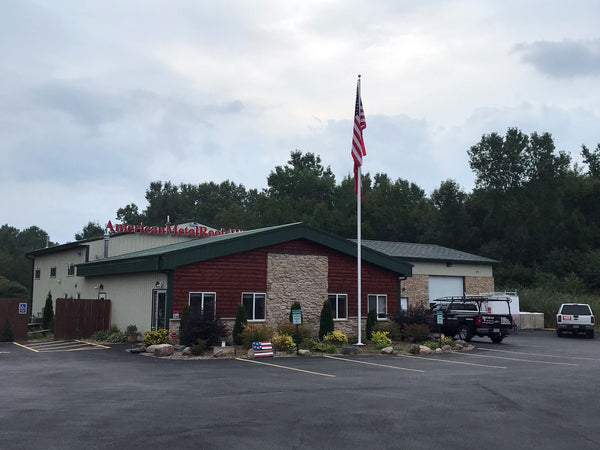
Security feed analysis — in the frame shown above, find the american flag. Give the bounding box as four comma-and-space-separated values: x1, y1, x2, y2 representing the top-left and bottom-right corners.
252, 341, 273, 357
351, 79, 366, 195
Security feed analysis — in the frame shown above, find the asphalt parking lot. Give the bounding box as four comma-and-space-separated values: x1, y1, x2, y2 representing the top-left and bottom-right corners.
2, 330, 600, 450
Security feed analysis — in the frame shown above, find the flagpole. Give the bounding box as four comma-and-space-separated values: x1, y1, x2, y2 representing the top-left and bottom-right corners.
357, 163, 363, 345
356, 75, 363, 346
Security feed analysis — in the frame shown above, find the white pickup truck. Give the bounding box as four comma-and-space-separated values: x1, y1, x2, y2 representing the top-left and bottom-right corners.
556, 303, 595, 339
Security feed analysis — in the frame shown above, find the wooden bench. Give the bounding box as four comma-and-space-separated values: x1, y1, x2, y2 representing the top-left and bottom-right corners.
28, 322, 50, 337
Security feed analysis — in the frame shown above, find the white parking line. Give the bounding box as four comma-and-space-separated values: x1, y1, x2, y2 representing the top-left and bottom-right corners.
324, 355, 425, 372
461, 352, 578, 366
478, 347, 600, 362
399, 354, 507, 369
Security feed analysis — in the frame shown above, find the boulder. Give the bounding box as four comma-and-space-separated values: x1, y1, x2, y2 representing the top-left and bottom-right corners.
419, 345, 432, 354
298, 349, 310, 356
340, 346, 358, 355
380, 346, 395, 354
247, 349, 254, 358
441, 345, 452, 352
153, 344, 174, 357
145, 345, 157, 354
435, 348, 442, 353
213, 349, 224, 358
182, 347, 192, 356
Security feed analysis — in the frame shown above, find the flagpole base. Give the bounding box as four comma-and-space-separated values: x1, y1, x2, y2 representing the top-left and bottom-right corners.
353, 342, 365, 346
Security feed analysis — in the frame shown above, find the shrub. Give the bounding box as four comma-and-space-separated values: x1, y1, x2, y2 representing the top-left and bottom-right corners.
90, 330, 109, 341
232, 304, 247, 345
42, 291, 54, 331
108, 325, 120, 335
105, 331, 126, 343
304, 338, 327, 352
143, 329, 170, 346
289, 301, 302, 323
272, 333, 296, 353
392, 303, 431, 328
191, 339, 207, 356
366, 309, 377, 340
408, 344, 420, 354
179, 309, 228, 348
0, 319, 14, 342
323, 330, 348, 347
319, 299, 334, 340
371, 330, 392, 349
240, 323, 273, 349
403, 323, 430, 343
324, 343, 338, 353
126, 324, 138, 335
373, 322, 401, 341
277, 322, 311, 344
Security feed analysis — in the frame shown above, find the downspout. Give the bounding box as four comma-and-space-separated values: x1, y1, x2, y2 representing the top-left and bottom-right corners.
398, 275, 407, 314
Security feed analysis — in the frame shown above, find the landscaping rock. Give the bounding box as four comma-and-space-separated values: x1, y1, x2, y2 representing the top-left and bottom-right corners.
145, 345, 157, 354
419, 345, 432, 354
298, 349, 310, 356
182, 347, 192, 356
213, 349, 224, 358
153, 344, 174, 357
380, 346, 394, 354
442, 345, 452, 352
435, 348, 442, 353
247, 349, 254, 358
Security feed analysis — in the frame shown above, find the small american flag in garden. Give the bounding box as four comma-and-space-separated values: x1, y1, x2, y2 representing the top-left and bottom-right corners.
252, 341, 273, 357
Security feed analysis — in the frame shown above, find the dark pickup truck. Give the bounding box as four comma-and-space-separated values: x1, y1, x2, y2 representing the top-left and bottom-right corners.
430, 296, 514, 343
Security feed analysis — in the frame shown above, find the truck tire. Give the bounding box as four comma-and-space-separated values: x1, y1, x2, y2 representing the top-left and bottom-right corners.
556, 329, 563, 337
458, 326, 472, 342
588, 330, 594, 339
490, 334, 504, 344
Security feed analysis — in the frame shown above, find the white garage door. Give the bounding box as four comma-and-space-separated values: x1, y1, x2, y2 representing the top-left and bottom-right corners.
429, 276, 464, 303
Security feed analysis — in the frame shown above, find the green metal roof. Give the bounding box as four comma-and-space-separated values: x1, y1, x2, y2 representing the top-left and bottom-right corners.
358, 240, 498, 264
76, 222, 413, 277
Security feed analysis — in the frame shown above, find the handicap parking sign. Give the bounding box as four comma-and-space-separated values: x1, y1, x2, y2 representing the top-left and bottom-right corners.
19, 303, 27, 314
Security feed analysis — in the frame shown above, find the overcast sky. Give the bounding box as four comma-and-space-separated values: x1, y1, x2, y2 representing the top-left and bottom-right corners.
2, 0, 600, 244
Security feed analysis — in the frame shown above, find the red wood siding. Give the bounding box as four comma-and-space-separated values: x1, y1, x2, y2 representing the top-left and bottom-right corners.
173, 238, 400, 318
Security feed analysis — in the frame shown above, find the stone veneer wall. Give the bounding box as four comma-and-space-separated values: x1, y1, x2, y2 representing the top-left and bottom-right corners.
267, 253, 328, 336
401, 274, 429, 307
464, 276, 494, 295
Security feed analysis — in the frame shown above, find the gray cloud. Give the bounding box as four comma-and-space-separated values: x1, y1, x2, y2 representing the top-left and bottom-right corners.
513, 39, 600, 78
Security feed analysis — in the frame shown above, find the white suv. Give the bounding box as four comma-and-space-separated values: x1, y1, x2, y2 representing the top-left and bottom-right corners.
556, 303, 595, 339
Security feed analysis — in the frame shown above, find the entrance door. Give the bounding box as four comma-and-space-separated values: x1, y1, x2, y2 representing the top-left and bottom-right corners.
152, 290, 167, 330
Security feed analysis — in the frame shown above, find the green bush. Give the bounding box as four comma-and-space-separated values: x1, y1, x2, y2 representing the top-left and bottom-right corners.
272, 333, 296, 353
90, 330, 109, 341
240, 323, 273, 349
304, 338, 327, 352
371, 330, 392, 349
403, 323, 430, 343
408, 344, 420, 354
319, 299, 334, 340
232, 304, 247, 345
143, 329, 171, 346
191, 339, 207, 356
323, 330, 348, 347
366, 309, 377, 340
277, 322, 311, 344
106, 331, 126, 343
1, 319, 14, 342
373, 322, 401, 341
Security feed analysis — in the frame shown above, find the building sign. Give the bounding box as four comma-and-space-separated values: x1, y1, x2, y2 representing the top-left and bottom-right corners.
105, 221, 245, 238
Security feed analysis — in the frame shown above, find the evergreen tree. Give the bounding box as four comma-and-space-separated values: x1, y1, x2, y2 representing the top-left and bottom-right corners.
366, 309, 377, 340
232, 304, 247, 345
42, 291, 54, 331
318, 299, 334, 340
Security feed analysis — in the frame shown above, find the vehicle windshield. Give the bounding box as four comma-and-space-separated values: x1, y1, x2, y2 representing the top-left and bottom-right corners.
561, 304, 592, 315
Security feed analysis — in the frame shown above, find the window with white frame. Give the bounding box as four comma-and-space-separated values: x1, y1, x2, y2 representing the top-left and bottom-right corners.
242, 293, 266, 321
67, 263, 75, 277
400, 297, 408, 311
189, 292, 216, 317
328, 294, 348, 320
368, 294, 387, 319
50, 267, 57, 278
34, 268, 40, 280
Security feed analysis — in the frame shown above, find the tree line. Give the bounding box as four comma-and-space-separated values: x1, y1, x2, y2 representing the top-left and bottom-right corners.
2, 128, 600, 297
